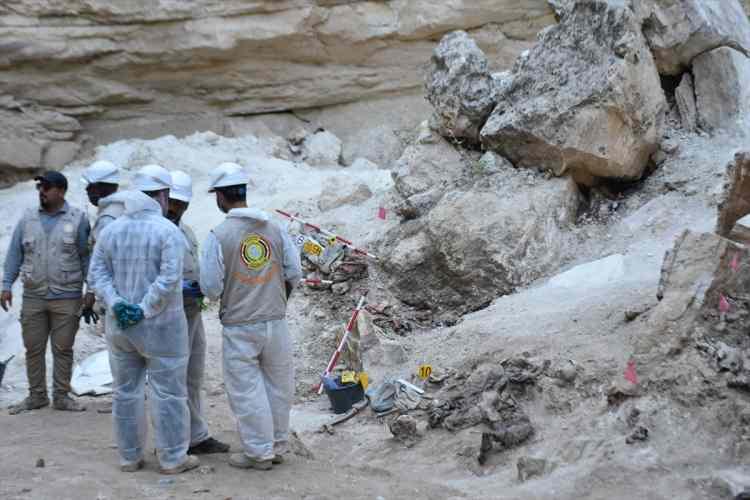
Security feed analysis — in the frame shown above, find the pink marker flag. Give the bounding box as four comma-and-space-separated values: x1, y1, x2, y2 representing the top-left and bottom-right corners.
719, 294, 731, 313
731, 252, 740, 272
624, 359, 638, 385
378, 207, 386, 220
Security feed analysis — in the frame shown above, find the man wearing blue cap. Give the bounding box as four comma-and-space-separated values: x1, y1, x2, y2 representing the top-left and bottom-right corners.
2, 170, 91, 414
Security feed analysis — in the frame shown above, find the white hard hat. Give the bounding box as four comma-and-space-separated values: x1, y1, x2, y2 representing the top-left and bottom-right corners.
132, 164, 172, 192
208, 162, 248, 193
82, 160, 120, 185
169, 170, 192, 203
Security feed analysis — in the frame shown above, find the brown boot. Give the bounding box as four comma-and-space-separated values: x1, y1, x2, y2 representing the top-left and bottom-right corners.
160, 455, 200, 475
53, 395, 86, 412
121, 459, 145, 473
8, 395, 49, 415
229, 453, 273, 470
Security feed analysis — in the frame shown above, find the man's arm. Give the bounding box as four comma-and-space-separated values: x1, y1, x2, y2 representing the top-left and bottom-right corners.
280, 225, 303, 296
77, 214, 92, 283
86, 215, 116, 291
88, 229, 121, 309
2, 221, 24, 292
199, 231, 224, 301
138, 225, 183, 319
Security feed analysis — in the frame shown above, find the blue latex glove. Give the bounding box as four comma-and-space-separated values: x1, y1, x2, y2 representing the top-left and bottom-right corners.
182, 279, 204, 299
113, 302, 144, 330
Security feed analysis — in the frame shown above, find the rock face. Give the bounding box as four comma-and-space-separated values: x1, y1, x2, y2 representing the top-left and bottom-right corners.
391, 136, 467, 217
479, 1, 667, 185
317, 178, 373, 211
639, 0, 750, 75
675, 73, 697, 132
648, 153, 750, 359
0, 1, 555, 175
717, 152, 750, 238
302, 130, 343, 167
381, 141, 580, 314
0, 99, 82, 187
426, 31, 496, 145
693, 47, 750, 131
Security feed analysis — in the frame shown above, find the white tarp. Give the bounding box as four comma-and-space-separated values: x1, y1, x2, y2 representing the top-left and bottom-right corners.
71, 350, 113, 396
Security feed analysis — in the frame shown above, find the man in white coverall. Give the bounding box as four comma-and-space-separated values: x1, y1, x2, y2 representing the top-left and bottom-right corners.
200, 162, 302, 470
89, 164, 199, 474
166, 170, 229, 455
81, 160, 123, 328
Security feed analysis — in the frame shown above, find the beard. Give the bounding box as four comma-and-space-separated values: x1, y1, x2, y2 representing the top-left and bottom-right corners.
166, 210, 180, 225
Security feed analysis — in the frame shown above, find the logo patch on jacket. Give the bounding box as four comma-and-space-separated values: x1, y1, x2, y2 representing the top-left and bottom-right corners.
240, 234, 271, 270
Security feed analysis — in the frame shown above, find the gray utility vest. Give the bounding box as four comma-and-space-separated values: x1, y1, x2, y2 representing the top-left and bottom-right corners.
20, 206, 85, 298
212, 216, 287, 325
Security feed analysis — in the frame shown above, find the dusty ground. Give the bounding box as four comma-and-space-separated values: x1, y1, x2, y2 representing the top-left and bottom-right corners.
0, 307, 462, 500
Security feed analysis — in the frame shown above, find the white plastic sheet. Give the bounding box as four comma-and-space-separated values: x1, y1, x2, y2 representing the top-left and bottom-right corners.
71, 350, 113, 396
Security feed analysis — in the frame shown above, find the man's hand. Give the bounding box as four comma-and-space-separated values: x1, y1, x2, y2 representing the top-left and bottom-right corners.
81, 307, 99, 325
0, 290, 12, 312
83, 292, 95, 310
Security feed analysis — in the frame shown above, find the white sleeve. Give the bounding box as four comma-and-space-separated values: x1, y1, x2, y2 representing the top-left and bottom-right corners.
87, 227, 122, 309
199, 231, 225, 301
138, 227, 184, 319
281, 225, 303, 287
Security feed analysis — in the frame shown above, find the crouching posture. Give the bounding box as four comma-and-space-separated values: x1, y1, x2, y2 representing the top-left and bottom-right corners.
89, 165, 198, 474
201, 163, 302, 470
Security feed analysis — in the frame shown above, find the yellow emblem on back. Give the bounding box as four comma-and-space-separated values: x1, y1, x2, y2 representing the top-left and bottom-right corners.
240, 234, 271, 270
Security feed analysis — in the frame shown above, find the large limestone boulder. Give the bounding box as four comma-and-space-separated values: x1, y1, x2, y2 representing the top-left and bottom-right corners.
380, 166, 580, 314
639, 0, 750, 75
693, 47, 750, 132
301, 130, 343, 167
391, 136, 470, 217
426, 31, 496, 145
480, 1, 666, 185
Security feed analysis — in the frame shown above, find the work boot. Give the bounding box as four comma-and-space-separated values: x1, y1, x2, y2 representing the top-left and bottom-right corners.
53, 395, 86, 412
120, 459, 145, 473
159, 455, 200, 475
8, 395, 49, 415
229, 453, 273, 470
188, 437, 230, 455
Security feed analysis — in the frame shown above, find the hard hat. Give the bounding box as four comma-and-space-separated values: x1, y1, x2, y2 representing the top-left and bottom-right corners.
82, 160, 120, 185
132, 164, 172, 192
169, 170, 192, 203
208, 162, 248, 193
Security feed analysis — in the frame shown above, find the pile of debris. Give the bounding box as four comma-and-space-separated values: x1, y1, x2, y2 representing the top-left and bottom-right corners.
366, 355, 547, 465
280, 210, 371, 294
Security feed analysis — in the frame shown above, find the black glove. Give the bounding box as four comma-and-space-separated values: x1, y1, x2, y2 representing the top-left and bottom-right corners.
82, 307, 100, 325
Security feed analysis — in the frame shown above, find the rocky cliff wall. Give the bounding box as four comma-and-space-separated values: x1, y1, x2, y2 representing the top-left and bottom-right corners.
0, 0, 555, 181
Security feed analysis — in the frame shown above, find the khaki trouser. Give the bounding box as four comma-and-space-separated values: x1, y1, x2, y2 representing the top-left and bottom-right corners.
20, 296, 82, 399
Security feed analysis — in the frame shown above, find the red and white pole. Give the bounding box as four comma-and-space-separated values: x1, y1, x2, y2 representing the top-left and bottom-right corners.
300, 278, 334, 286
316, 294, 368, 395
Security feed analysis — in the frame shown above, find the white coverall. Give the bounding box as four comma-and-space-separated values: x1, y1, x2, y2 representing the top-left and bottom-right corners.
200, 208, 302, 460
88, 191, 190, 469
